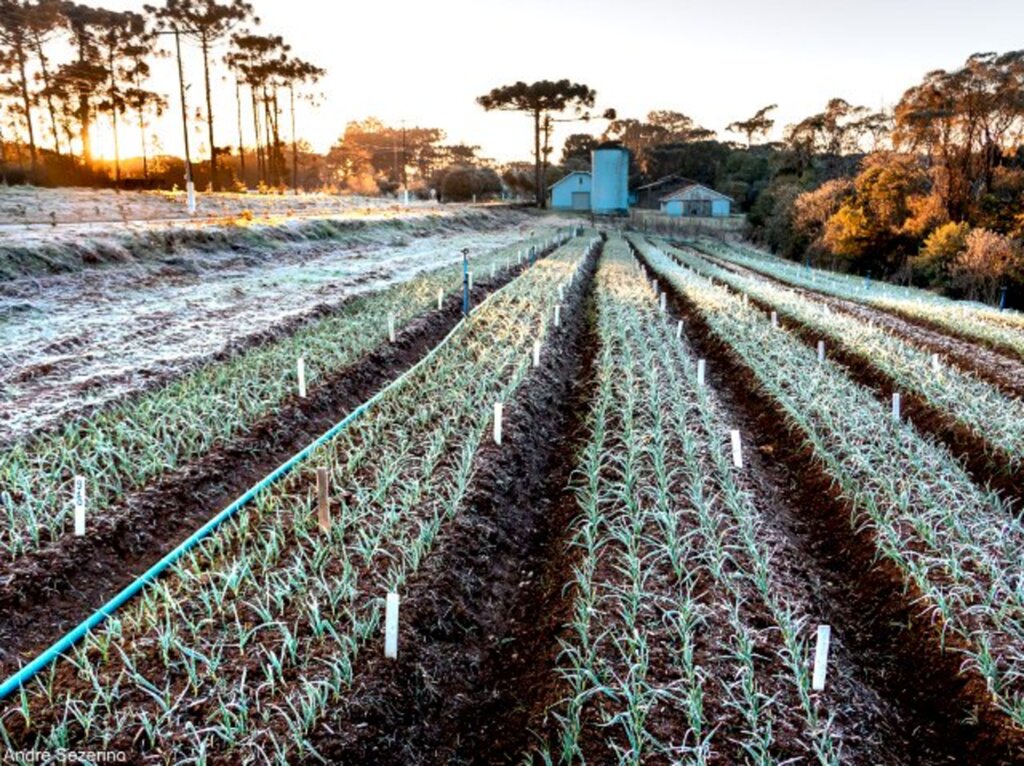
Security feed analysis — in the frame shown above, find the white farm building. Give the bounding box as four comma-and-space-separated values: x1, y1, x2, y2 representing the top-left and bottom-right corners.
660, 183, 733, 217
548, 171, 592, 211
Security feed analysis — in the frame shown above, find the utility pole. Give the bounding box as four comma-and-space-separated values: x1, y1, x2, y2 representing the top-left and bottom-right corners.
173, 27, 195, 214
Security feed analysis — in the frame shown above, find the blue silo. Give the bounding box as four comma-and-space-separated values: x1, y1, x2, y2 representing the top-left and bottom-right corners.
590, 142, 629, 215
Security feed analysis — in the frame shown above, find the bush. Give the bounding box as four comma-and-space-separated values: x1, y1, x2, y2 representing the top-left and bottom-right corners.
951, 228, 1023, 303
912, 221, 970, 286
440, 166, 502, 202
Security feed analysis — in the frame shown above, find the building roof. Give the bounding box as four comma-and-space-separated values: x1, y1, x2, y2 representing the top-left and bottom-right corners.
547, 171, 591, 190
634, 173, 694, 192
659, 183, 734, 203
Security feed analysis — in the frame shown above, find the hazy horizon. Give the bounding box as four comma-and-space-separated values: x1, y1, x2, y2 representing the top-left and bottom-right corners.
85, 0, 1024, 165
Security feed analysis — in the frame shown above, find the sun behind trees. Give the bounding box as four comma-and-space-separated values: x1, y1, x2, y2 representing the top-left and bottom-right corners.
0, 0, 324, 190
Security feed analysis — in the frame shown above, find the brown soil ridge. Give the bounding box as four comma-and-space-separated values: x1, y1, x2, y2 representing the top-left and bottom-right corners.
0, 257, 539, 680
640, 245, 1024, 765
302, 240, 600, 765
688, 242, 1024, 400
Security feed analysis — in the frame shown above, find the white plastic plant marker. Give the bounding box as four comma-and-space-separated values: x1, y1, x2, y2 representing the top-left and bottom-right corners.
812, 624, 832, 691
697, 359, 706, 386
892, 392, 901, 421
437, 288, 443, 311
771, 311, 778, 328
468, 271, 473, 291
73, 475, 86, 536
388, 314, 396, 343
730, 430, 743, 468
558, 285, 564, 302
817, 341, 825, 363
932, 353, 940, 371
660, 293, 667, 313
491, 263, 496, 279
186, 181, 196, 215
384, 592, 400, 659
493, 402, 503, 445
532, 339, 541, 368
676, 320, 683, 339
555, 305, 561, 327
297, 357, 306, 398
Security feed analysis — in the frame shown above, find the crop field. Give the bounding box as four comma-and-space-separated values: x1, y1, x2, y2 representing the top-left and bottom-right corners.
1, 218, 1023, 765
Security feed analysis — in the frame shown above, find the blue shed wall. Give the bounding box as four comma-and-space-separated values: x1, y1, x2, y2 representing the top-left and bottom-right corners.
711, 199, 731, 217
549, 173, 591, 209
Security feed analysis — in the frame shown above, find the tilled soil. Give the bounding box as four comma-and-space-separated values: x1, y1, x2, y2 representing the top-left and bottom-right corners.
692, 245, 1024, 400
643, 250, 1024, 765
0, 264, 533, 680
303, 240, 600, 765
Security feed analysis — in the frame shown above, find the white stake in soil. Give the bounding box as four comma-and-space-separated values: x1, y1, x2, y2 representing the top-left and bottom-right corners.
697, 359, 706, 386
555, 305, 562, 327
931, 353, 940, 371
493, 402, 503, 445
73, 475, 86, 536
297, 357, 307, 398
676, 320, 683, 339
384, 592, 400, 659
812, 624, 832, 691
817, 341, 825, 363
532, 339, 541, 368
730, 430, 743, 469
388, 313, 396, 343
660, 293, 667, 313
892, 392, 901, 421
771, 311, 778, 328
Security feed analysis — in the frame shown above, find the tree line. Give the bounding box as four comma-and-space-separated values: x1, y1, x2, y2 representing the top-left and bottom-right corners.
479, 55, 1023, 305
0, 0, 323, 190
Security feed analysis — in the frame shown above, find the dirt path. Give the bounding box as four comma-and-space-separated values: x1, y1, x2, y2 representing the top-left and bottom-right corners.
691, 245, 1024, 401
0, 261, 538, 680
303, 241, 600, 765
643, 249, 1022, 765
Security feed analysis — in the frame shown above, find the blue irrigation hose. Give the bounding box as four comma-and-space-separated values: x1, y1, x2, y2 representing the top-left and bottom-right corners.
0, 235, 573, 701
0, 308, 475, 702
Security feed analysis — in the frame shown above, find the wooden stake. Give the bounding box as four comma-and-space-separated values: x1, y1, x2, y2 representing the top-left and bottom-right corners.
316, 467, 330, 533
384, 592, 400, 659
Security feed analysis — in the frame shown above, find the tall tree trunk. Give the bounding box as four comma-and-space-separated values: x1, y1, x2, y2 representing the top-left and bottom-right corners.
79, 91, 91, 165
261, 86, 274, 183
289, 84, 297, 191
250, 84, 262, 184
108, 49, 120, 184
201, 35, 218, 190
271, 89, 282, 185
236, 79, 246, 188
33, 33, 60, 157
138, 106, 148, 179
15, 42, 37, 174
533, 109, 542, 209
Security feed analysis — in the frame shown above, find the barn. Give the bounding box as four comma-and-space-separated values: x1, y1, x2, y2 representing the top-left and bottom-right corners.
548, 171, 592, 211
660, 184, 733, 217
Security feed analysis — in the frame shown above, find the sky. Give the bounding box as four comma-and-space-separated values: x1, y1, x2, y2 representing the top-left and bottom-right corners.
89, 0, 1024, 165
